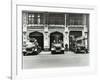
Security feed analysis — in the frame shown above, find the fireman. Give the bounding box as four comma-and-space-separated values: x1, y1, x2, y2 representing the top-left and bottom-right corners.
52, 40, 56, 47
59, 40, 63, 47
34, 39, 38, 47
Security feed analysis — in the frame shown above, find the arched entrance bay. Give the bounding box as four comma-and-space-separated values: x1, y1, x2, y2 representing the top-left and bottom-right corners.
29, 31, 44, 50
69, 31, 82, 51
50, 31, 63, 50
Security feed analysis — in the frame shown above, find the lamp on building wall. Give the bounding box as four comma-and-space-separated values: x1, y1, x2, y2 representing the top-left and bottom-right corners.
65, 27, 68, 33
65, 31, 68, 34
45, 31, 48, 33
44, 29, 48, 33
44, 25, 48, 33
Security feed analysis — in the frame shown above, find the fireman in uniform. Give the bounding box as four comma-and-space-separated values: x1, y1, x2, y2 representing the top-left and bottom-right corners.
52, 40, 56, 47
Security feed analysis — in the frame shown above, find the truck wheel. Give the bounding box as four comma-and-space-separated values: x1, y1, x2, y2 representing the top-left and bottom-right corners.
37, 48, 41, 53
35, 52, 39, 55
61, 51, 64, 54
51, 51, 55, 54
32, 51, 39, 55
23, 52, 27, 56
25, 53, 28, 56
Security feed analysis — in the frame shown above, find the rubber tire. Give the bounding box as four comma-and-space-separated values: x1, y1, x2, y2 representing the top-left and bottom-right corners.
61, 51, 64, 54
51, 51, 55, 54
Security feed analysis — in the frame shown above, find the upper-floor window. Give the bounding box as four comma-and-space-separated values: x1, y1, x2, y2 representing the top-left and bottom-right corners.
69, 14, 83, 25
28, 13, 34, 24
27, 12, 88, 25
48, 13, 65, 25
28, 13, 44, 24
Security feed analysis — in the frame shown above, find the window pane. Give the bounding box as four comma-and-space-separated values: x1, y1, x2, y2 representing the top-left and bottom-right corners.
69, 14, 83, 25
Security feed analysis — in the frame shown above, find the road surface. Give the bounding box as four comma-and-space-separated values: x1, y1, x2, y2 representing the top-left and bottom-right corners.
23, 51, 89, 69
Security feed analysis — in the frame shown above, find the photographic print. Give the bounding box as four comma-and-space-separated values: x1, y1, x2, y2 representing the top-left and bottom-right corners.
22, 11, 89, 69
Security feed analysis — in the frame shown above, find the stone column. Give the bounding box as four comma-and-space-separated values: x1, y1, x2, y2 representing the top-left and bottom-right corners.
44, 25, 49, 51
64, 27, 69, 49
82, 14, 87, 46
85, 32, 88, 49
64, 13, 69, 49
64, 14, 66, 48
84, 24, 88, 49
22, 12, 28, 47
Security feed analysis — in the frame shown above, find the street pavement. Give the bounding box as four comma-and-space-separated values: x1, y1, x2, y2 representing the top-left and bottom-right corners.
23, 51, 89, 69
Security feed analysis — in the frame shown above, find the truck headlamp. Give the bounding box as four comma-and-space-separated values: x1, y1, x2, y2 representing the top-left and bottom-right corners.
51, 48, 55, 50
61, 48, 64, 50
34, 48, 37, 51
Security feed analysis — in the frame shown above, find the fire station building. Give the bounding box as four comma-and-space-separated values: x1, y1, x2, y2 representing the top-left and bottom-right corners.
22, 11, 89, 51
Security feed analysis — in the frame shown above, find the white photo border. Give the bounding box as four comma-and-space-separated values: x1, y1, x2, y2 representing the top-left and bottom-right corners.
11, 1, 97, 80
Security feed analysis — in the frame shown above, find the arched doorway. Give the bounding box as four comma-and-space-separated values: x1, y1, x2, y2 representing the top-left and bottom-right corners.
69, 31, 82, 51
29, 31, 44, 50
50, 32, 63, 49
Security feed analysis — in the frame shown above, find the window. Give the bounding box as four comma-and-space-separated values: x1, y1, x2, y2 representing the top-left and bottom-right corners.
28, 13, 44, 24
69, 14, 83, 25
28, 13, 34, 24
48, 13, 65, 25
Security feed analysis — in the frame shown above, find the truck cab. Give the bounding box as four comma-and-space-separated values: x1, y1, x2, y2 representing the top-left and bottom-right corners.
51, 40, 64, 54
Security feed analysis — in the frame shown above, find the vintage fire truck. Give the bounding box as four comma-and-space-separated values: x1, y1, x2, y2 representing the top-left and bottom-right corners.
74, 36, 88, 53
23, 38, 41, 56
51, 40, 64, 54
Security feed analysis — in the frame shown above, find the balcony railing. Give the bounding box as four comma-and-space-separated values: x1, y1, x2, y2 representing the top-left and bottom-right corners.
27, 24, 44, 29
27, 24, 44, 26
48, 24, 65, 27
68, 25, 86, 27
